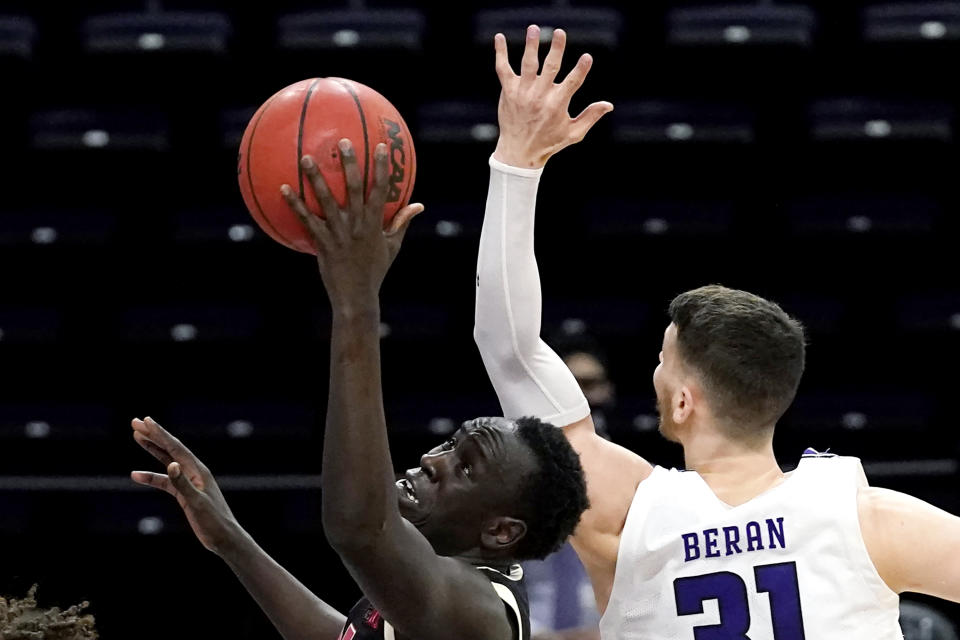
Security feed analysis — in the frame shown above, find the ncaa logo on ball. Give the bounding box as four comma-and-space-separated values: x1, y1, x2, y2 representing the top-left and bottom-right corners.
384, 118, 405, 203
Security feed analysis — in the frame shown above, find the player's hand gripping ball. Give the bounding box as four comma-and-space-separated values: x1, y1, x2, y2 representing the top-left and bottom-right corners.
238, 78, 417, 254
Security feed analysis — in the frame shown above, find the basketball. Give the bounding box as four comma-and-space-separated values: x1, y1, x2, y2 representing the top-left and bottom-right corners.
238, 78, 417, 254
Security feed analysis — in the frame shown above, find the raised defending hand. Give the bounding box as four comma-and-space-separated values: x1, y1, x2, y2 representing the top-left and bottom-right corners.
281, 140, 424, 310
130, 417, 244, 557
493, 25, 613, 168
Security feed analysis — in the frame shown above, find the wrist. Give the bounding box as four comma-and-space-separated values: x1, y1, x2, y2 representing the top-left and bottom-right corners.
331, 299, 380, 322
489, 154, 545, 180
493, 139, 547, 169
215, 523, 254, 564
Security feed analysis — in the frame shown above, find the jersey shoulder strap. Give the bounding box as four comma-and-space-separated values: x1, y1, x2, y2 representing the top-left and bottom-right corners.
476, 564, 530, 640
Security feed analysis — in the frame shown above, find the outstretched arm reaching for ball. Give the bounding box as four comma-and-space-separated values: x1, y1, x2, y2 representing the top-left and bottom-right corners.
278, 142, 519, 640
130, 417, 347, 640
473, 26, 653, 613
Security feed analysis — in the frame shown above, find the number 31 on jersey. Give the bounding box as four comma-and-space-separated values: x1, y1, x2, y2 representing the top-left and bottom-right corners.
674, 561, 805, 640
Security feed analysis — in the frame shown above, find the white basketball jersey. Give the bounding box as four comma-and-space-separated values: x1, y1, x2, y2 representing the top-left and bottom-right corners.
599, 450, 902, 640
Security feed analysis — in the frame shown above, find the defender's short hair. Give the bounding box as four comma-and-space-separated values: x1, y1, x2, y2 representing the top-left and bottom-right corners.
669, 285, 806, 432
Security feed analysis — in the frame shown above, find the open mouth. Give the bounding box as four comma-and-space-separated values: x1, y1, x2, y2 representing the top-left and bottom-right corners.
396, 477, 419, 504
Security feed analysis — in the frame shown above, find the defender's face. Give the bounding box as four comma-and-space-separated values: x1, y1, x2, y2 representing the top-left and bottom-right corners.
654, 324, 681, 442
396, 417, 534, 556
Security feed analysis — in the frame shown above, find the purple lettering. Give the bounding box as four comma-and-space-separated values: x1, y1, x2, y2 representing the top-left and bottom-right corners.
766, 517, 786, 549
723, 525, 742, 556
704, 528, 720, 558
682, 532, 701, 562
746, 521, 764, 551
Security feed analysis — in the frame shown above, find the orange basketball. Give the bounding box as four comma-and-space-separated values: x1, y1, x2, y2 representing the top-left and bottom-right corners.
237, 78, 417, 254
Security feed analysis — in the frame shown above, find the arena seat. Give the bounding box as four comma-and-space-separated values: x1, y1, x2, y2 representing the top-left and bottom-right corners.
896, 294, 960, 333
81, 10, 232, 55
0, 209, 117, 246
474, 6, 623, 48
784, 194, 940, 234
29, 108, 171, 151
863, 1, 960, 42
809, 98, 954, 142
164, 400, 314, 442
417, 100, 499, 145
611, 100, 755, 144
276, 8, 426, 51
0, 15, 35, 59
666, 4, 817, 46
119, 304, 262, 343
585, 198, 735, 235
0, 308, 62, 344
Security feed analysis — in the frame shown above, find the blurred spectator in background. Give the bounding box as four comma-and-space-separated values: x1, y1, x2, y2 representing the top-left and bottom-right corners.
0, 585, 97, 639
551, 326, 616, 439
525, 538, 599, 638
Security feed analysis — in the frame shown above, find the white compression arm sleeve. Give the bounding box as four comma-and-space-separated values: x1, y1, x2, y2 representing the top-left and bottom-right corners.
473, 156, 591, 427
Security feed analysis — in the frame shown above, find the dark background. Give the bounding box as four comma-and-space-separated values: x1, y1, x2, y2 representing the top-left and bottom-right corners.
0, 0, 957, 636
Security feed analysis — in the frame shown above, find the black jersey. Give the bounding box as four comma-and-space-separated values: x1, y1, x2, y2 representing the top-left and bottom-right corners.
336, 564, 529, 640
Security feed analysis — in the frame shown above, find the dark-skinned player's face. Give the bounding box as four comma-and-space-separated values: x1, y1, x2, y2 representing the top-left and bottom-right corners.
396, 417, 535, 556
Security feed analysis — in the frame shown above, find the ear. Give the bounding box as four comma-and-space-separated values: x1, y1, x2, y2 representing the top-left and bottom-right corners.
673, 385, 695, 425
480, 516, 528, 552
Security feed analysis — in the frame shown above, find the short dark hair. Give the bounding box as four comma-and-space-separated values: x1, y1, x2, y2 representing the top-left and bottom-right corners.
512, 416, 589, 560
0, 585, 98, 639
669, 285, 806, 433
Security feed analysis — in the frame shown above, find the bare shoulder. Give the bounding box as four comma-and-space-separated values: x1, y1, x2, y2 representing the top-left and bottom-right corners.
856, 486, 911, 580
563, 416, 654, 536
857, 485, 900, 525
857, 486, 951, 539
857, 485, 910, 516
563, 419, 652, 530
563, 415, 653, 474
858, 486, 960, 600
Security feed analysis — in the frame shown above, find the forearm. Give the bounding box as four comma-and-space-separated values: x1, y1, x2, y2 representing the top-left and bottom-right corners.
473, 156, 590, 426
221, 531, 345, 640
321, 303, 398, 547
